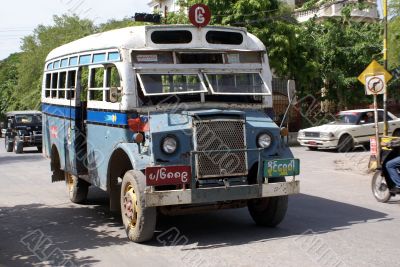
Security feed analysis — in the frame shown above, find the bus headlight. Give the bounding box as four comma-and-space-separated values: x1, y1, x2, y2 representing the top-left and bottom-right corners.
257, 133, 272, 148
162, 136, 178, 154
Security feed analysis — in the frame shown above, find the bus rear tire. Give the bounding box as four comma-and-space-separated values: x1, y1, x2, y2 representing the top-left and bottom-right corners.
65, 173, 89, 204
248, 177, 288, 227
120, 170, 156, 243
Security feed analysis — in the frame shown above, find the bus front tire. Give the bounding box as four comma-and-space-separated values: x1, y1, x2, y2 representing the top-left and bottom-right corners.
248, 177, 288, 227
65, 173, 89, 204
120, 170, 156, 243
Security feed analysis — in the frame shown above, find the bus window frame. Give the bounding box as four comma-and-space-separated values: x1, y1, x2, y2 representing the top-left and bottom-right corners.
136, 72, 208, 97
203, 71, 271, 96
66, 68, 79, 101
44, 68, 79, 102
88, 65, 106, 102
88, 64, 122, 103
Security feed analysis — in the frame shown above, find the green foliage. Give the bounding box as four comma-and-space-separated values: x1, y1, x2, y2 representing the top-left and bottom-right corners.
301, 0, 322, 10
13, 15, 95, 111
167, 0, 381, 109
0, 53, 21, 117
388, 16, 400, 69
306, 18, 382, 108
387, 0, 400, 96
390, 0, 400, 17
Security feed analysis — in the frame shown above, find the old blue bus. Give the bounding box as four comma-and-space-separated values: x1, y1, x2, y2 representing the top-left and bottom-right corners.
42, 25, 300, 242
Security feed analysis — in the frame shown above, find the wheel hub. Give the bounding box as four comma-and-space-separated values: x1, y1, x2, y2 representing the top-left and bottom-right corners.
378, 182, 388, 191
66, 173, 74, 190
123, 185, 137, 227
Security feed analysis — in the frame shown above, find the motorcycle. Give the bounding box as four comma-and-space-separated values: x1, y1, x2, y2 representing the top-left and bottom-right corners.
371, 137, 400, 203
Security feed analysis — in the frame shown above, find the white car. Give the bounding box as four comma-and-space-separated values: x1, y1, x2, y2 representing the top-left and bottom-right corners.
297, 109, 400, 152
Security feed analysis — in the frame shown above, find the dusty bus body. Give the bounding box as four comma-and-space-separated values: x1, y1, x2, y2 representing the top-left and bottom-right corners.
41, 25, 300, 242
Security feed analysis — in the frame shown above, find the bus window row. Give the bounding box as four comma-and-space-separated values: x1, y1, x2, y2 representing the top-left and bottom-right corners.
44, 65, 121, 102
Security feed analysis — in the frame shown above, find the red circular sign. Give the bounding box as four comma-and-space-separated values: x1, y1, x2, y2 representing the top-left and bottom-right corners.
189, 4, 211, 28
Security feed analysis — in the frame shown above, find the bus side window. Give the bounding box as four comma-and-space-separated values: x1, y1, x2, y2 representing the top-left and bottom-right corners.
51, 73, 59, 98
89, 67, 104, 101
59, 72, 67, 99
45, 73, 51, 98
78, 67, 89, 102
66, 70, 77, 100
105, 65, 122, 102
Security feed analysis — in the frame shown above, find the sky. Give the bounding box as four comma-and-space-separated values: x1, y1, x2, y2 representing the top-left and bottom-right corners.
0, 0, 150, 60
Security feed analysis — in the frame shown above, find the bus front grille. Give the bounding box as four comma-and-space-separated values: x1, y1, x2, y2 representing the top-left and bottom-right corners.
193, 119, 248, 179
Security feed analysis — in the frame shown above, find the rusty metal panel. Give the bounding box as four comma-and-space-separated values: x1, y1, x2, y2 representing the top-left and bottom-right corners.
145, 181, 300, 207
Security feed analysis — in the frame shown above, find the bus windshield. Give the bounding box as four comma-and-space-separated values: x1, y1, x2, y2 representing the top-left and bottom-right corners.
137, 72, 270, 97
137, 74, 207, 96
205, 73, 269, 95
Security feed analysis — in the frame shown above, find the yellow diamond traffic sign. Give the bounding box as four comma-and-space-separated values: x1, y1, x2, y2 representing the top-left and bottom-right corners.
358, 60, 393, 85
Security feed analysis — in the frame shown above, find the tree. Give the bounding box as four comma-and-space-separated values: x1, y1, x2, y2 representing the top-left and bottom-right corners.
12, 15, 95, 110
306, 18, 382, 109
0, 53, 21, 119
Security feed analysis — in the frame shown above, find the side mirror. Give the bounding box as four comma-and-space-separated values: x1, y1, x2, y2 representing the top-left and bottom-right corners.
287, 80, 296, 103
279, 80, 297, 129
109, 87, 120, 103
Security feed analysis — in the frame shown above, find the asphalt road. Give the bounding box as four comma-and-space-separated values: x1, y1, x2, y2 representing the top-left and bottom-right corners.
0, 141, 399, 267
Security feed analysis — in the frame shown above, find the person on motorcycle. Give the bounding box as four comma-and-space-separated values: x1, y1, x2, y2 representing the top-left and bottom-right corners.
382, 139, 400, 192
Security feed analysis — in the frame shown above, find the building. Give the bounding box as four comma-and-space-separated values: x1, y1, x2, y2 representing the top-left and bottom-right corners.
293, 0, 379, 22
148, 0, 181, 16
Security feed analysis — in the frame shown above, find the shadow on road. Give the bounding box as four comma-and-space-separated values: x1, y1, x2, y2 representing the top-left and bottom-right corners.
150, 193, 391, 250
0, 153, 43, 165
0, 198, 126, 266
0, 193, 391, 265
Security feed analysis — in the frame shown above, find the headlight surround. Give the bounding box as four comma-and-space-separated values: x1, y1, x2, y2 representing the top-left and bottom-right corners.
320, 132, 335, 139
257, 133, 273, 148
161, 136, 178, 154
298, 131, 305, 138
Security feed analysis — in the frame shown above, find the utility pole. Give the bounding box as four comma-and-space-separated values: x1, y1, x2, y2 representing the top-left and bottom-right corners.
383, 0, 389, 136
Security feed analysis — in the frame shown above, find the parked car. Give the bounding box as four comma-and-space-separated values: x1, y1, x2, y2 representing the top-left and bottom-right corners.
297, 109, 400, 152
4, 111, 42, 153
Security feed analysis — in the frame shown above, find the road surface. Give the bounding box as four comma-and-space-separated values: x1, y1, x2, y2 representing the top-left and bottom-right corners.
0, 142, 399, 267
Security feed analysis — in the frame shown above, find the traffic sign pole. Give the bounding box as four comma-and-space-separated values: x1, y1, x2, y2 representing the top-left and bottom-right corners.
383, 0, 389, 136
373, 94, 381, 168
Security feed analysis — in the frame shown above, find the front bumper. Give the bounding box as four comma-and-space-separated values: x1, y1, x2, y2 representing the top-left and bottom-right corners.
23, 134, 42, 145
297, 138, 338, 149
145, 180, 300, 207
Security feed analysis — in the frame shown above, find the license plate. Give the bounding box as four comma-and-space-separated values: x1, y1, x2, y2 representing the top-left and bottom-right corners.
308, 141, 317, 145
264, 159, 300, 178
146, 166, 191, 186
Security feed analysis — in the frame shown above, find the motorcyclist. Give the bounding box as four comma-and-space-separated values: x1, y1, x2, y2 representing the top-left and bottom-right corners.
381, 138, 400, 192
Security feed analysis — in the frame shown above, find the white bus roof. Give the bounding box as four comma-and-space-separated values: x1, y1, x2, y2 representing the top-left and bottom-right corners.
46, 25, 267, 62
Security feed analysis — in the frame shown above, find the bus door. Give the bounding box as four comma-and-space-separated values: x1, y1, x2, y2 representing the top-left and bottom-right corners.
65, 67, 89, 176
